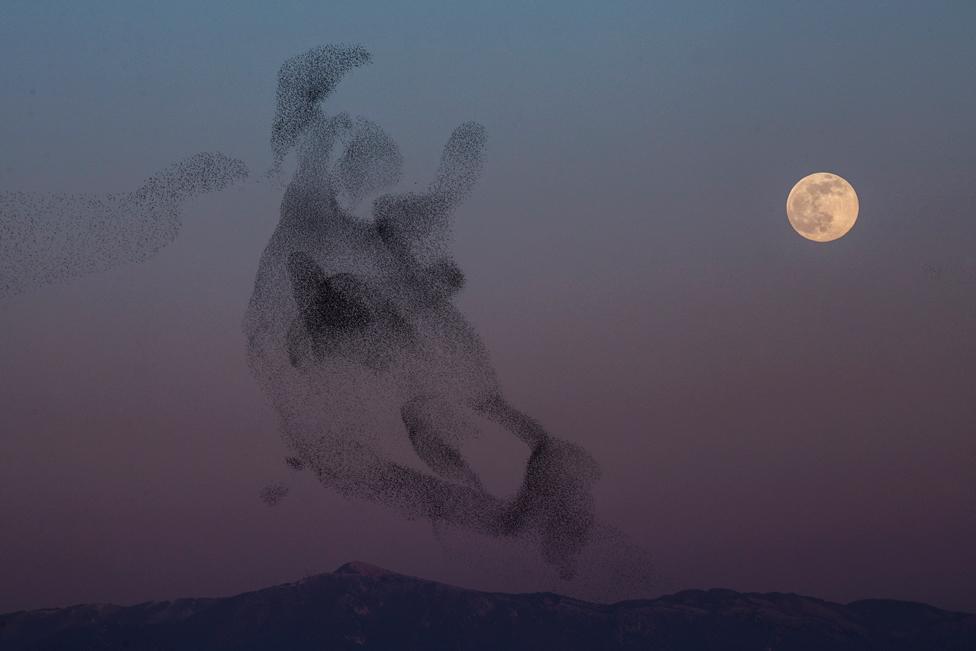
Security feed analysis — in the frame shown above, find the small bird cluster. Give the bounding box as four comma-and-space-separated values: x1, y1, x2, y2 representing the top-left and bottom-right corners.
0, 152, 248, 299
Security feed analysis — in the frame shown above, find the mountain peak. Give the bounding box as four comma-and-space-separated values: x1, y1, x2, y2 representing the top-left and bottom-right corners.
333, 561, 397, 577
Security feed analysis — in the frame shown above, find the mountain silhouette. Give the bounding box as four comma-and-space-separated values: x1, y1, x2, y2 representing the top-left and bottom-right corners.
2, 562, 973, 650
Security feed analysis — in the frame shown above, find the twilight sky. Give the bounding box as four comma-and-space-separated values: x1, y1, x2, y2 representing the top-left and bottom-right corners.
1, 1, 974, 613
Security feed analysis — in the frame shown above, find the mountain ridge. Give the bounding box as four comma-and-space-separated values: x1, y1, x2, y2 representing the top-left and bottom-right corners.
2, 561, 974, 650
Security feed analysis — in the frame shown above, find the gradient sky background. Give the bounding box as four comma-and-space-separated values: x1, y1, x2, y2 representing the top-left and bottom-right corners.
1, 0, 975, 613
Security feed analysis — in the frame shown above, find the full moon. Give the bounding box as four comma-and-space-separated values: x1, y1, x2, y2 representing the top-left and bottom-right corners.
786, 172, 859, 242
